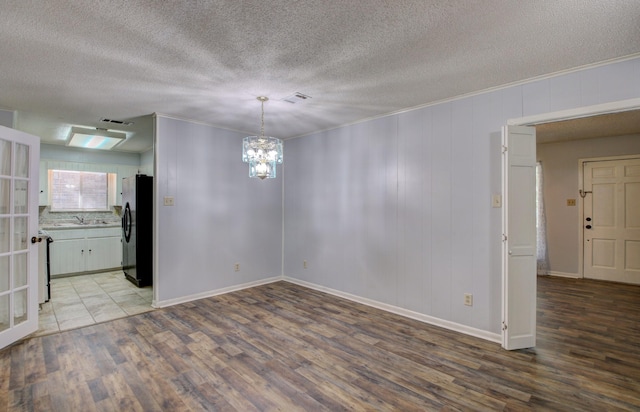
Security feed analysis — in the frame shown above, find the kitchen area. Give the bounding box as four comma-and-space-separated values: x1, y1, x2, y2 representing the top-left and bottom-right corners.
33, 128, 155, 336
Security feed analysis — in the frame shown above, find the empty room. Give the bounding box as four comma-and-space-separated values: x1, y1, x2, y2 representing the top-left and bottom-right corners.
1, 1, 640, 410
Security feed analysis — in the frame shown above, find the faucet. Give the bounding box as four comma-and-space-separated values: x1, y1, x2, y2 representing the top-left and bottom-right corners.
73, 215, 84, 224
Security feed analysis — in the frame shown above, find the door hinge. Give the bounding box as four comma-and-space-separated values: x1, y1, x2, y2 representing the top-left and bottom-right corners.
502, 234, 507, 242
502, 145, 508, 153
502, 321, 508, 331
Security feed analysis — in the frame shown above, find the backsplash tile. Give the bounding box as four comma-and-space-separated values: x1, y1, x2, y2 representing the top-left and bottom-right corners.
39, 206, 121, 226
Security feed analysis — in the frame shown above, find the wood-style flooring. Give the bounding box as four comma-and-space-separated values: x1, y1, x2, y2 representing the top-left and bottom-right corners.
1, 276, 639, 411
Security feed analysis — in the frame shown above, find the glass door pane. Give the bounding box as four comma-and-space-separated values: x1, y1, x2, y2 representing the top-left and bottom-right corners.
0, 178, 9, 214
0, 255, 8, 292
14, 143, 29, 178
14, 180, 28, 215
0, 139, 10, 175
0, 295, 8, 332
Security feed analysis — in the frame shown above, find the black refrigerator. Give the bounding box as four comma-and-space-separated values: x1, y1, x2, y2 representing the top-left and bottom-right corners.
122, 174, 153, 287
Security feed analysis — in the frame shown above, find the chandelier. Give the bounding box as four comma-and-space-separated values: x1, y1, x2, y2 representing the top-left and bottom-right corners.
242, 96, 283, 179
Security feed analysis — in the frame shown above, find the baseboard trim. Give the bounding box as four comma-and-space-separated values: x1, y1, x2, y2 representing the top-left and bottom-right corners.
283, 277, 501, 344
153, 276, 282, 308
548, 271, 581, 279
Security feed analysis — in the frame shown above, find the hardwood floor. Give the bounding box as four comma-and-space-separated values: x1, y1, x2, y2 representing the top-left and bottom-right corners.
1, 277, 639, 411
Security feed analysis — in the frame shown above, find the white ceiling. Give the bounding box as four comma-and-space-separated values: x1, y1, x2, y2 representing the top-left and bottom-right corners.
536, 109, 640, 144
1, 1, 639, 152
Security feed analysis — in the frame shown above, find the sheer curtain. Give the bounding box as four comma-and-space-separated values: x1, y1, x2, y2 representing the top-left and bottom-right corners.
536, 162, 550, 275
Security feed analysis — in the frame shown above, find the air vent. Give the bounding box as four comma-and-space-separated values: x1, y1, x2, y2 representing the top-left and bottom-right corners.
100, 118, 134, 126
281, 92, 312, 104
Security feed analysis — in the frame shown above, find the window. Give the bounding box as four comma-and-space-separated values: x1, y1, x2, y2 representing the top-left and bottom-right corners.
50, 170, 112, 211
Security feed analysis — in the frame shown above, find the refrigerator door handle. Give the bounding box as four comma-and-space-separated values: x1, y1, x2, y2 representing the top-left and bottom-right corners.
124, 202, 132, 242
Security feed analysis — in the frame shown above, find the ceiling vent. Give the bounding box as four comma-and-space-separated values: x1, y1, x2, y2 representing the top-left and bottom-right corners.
100, 118, 134, 126
281, 92, 312, 104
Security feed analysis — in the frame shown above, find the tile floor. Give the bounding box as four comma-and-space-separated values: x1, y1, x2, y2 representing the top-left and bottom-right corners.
35, 270, 153, 337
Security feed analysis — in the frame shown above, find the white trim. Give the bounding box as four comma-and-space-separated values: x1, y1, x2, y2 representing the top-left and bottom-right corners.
288, 55, 640, 141
152, 114, 160, 307
160, 56, 640, 142
578, 158, 585, 278
152, 276, 282, 308
508, 98, 640, 127
283, 277, 502, 344
579, 154, 640, 164
547, 271, 580, 279
153, 112, 252, 136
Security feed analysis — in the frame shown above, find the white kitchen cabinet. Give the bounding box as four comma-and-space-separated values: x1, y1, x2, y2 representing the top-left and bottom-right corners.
86, 234, 122, 271
48, 227, 122, 276
116, 166, 139, 206
50, 238, 85, 275
39, 160, 48, 205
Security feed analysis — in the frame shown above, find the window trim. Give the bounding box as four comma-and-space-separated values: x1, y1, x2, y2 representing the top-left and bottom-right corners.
48, 169, 116, 212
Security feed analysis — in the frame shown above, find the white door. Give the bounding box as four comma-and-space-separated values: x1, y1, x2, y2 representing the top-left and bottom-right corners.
583, 158, 640, 284
0, 125, 40, 350
502, 125, 537, 350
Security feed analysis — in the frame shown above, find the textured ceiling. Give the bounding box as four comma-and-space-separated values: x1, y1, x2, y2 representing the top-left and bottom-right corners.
536, 110, 640, 144
1, 1, 640, 152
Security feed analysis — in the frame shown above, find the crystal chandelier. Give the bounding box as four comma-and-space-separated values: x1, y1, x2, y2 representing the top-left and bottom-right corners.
242, 96, 283, 179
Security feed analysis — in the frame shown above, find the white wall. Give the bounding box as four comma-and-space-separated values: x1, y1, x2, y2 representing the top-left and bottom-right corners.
537, 134, 640, 276
154, 115, 283, 304
0, 109, 13, 128
41, 143, 140, 166
139, 148, 154, 176
284, 57, 640, 336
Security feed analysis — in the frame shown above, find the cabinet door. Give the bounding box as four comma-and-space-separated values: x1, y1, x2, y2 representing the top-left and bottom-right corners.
50, 239, 86, 276
116, 166, 139, 206
86, 237, 122, 271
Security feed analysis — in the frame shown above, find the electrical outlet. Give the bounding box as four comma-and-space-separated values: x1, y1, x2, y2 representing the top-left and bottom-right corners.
234, 263, 240, 272
567, 199, 576, 206
164, 196, 175, 206
464, 293, 473, 306
303, 260, 308, 269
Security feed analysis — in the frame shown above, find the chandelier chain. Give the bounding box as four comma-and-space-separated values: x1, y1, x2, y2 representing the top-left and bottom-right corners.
261, 99, 265, 138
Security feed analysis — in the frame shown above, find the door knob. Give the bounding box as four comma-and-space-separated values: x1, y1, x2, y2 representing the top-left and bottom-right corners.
586, 217, 592, 222
586, 225, 592, 229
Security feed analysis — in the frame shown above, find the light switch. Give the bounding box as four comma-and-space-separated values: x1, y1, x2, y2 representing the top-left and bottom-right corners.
164, 196, 175, 206
492, 194, 502, 208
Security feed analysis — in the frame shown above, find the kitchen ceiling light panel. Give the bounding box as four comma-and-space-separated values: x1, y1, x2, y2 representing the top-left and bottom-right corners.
67, 127, 126, 150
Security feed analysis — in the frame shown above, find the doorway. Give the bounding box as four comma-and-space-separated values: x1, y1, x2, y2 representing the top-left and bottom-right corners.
37, 270, 153, 336
503, 99, 640, 349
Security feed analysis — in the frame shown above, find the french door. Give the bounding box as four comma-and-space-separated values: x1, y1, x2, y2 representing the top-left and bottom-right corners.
502, 125, 537, 350
0, 126, 40, 350
583, 157, 640, 285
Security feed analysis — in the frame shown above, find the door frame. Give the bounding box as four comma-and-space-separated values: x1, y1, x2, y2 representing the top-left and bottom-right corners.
503, 97, 640, 348
578, 154, 640, 279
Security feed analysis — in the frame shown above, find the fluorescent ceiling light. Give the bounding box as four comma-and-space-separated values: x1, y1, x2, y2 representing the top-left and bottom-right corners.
67, 127, 126, 150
